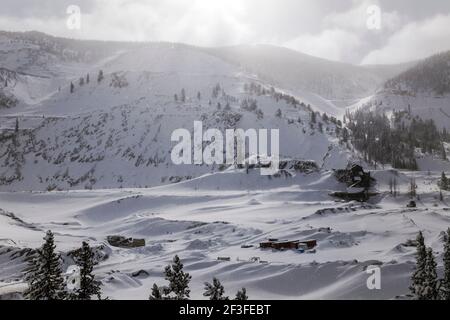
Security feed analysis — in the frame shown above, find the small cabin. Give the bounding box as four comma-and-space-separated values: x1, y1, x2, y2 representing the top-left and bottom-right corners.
260, 239, 317, 251
107, 235, 145, 248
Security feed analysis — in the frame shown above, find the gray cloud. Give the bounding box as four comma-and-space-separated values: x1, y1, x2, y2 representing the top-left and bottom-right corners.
0, 0, 448, 64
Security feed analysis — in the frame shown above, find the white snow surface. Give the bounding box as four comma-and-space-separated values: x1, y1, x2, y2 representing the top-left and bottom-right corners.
1, 32, 450, 300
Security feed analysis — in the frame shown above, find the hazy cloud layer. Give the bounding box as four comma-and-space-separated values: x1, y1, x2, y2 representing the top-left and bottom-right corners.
0, 0, 448, 65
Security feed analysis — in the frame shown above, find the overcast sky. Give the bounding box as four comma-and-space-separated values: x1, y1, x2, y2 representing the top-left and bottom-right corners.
0, 0, 449, 65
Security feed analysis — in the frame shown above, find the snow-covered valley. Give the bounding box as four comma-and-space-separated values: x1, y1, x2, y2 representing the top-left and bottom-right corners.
1, 169, 449, 299
1, 31, 450, 300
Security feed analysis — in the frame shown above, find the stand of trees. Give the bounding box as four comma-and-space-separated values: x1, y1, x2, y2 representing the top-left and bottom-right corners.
410, 229, 450, 300
23, 230, 103, 300
346, 110, 448, 170
150, 255, 248, 300
439, 172, 449, 191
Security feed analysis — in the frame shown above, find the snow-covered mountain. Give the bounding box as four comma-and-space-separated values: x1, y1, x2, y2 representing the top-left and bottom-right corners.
207, 44, 412, 103
1, 31, 450, 301
0, 32, 354, 191
354, 51, 450, 130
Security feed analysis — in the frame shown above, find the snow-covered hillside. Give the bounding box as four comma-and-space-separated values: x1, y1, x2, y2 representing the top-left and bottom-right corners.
1, 168, 449, 299
1, 31, 449, 301
0, 34, 353, 191
354, 51, 450, 130
207, 45, 411, 103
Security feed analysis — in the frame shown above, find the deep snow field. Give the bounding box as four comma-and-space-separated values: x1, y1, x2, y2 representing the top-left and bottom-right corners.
1, 168, 449, 300
1, 32, 450, 300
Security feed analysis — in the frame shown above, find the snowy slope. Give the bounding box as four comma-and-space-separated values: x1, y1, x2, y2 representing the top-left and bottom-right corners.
207, 45, 410, 103
1, 32, 449, 301
354, 51, 450, 130
0, 169, 449, 299
0, 36, 353, 192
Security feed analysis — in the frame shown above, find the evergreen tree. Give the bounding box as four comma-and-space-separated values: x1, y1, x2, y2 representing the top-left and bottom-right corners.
235, 288, 248, 300
275, 109, 282, 118
70, 241, 101, 300
24, 231, 66, 300
310, 111, 316, 124
441, 228, 450, 300
86, 73, 90, 84
70, 82, 74, 94
409, 177, 417, 199
180, 88, 186, 103
197, 91, 201, 100
318, 122, 323, 133
174, 94, 178, 102
203, 278, 227, 300
441, 143, 447, 160
149, 283, 164, 300
97, 70, 104, 83
15, 117, 19, 133
423, 248, 439, 300
440, 172, 449, 191
163, 255, 191, 299
79, 77, 84, 86
410, 231, 427, 299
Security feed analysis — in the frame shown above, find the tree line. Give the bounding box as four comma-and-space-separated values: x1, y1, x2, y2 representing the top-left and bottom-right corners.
23, 231, 248, 300
345, 109, 448, 170
410, 229, 450, 300
150, 255, 248, 300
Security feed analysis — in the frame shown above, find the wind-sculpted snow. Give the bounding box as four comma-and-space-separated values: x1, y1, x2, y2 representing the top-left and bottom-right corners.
0, 63, 351, 191
0, 169, 449, 299
1, 31, 449, 300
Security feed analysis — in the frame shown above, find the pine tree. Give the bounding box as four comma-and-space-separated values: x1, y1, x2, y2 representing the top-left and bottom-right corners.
393, 177, 398, 197
203, 278, 228, 300
180, 88, 186, 103
15, 117, 19, 133
70, 241, 101, 300
310, 111, 316, 124
70, 82, 74, 93
441, 143, 447, 160
86, 74, 90, 84
441, 172, 449, 191
235, 288, 248, 300
79, 77, 84, 86
97, 70, 104, 83
441, 228, 450, 300
197, 91, 201, 100
163, 255, 191, 299
423, 248, 439, 300
409, 177, 417, 199
24, 230, 66, 300
149, 283, 164, 300
318, 122, 323, 133
410, 231, 427, 299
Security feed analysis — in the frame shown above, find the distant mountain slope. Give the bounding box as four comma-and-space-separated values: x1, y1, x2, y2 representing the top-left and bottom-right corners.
0, 31, 140, 106
0, 35, 353, 191
355, 51, 450, 130
206, 44, 410, 101
384, 51, 450, 96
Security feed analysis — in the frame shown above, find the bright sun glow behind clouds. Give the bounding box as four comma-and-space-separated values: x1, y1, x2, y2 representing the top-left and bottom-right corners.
79, 0, 251, 45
